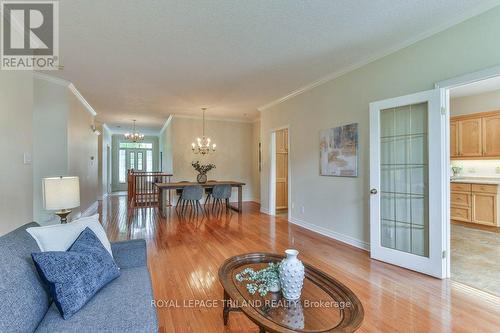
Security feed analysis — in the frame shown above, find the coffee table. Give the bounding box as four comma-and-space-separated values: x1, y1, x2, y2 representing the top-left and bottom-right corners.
218, 253, 364, 333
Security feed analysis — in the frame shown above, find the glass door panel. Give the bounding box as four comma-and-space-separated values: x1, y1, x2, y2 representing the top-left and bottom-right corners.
379, 103, 429, 257
370, 88, 445, 278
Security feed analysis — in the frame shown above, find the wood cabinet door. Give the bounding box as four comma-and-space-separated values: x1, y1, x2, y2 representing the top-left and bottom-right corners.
472, 192, 496, 225
450, 121, 459, 158
482, 115, 500, 157
275, 129, 288, 210
458, 118, 482, 157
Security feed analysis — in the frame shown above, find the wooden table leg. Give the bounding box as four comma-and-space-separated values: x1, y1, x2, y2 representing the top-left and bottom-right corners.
158, 188, 163, 214
238, 185, 242, 213
223, 290, 230, 325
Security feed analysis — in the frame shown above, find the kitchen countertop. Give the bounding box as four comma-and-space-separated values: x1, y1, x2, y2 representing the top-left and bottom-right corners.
451, 177, 500, 185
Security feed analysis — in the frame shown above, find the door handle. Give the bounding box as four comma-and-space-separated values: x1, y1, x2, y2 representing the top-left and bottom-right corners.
370, 188, 378, 195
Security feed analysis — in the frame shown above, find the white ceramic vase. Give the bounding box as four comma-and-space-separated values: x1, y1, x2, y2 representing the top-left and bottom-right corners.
279, 249, 305, 300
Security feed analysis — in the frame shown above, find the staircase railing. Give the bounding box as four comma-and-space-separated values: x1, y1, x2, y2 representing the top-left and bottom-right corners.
128, 170, 172, 208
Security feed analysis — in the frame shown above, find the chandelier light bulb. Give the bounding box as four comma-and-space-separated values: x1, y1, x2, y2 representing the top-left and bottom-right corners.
124, 120, 144, 142
191, 108, 217, 154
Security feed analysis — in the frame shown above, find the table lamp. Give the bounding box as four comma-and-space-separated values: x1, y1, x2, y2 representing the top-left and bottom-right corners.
43, 176, 80, 224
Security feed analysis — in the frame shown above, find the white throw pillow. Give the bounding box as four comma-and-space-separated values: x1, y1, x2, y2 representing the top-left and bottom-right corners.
27, 214, 113, 257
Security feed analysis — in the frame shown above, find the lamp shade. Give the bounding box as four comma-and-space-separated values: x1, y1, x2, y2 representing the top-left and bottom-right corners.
43, 177, 80, 210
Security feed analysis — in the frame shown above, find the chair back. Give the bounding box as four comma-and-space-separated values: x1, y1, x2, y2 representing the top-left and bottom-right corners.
212, 184, 232, 199
176, 181, 190, 196
181, 185, 203, 200
205, 180, 217, 193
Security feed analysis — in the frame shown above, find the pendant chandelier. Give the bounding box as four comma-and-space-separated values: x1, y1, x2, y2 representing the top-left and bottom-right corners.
124, 120, 145, 142
191, 108, 216, 155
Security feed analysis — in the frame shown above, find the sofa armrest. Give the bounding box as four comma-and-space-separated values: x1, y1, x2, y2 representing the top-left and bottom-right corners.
111, 239, 147, 269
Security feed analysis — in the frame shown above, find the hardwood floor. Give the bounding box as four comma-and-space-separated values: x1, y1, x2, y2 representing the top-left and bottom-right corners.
99, 195, 500, 332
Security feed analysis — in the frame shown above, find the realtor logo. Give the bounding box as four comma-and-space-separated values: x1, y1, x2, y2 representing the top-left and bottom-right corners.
1, 0, 59, 70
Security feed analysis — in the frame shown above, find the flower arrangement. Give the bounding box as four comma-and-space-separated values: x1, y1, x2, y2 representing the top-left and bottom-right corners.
235, 263, 281, 297
191, 161, 216, 174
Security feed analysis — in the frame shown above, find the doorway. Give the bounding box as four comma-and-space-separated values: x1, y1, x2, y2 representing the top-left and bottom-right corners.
441, 72, 500, 296
269, 127, 290, 218
369, 65, 500, 281
106, 145, 111, 194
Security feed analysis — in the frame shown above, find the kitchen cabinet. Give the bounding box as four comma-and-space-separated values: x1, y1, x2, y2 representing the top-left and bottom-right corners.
451, 182, 500, 227
451, 110, 500, 159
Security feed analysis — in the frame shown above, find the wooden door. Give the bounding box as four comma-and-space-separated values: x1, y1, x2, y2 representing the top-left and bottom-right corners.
275, 129, 288, 210
450, 121, 459, 158
482, 114, 500, 157
458, 118, 482, 157
472, 192, 496, 226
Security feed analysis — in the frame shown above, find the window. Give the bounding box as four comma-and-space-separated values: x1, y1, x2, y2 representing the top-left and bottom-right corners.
119, 142, 153, 149
146, 150, 153, 172
137, 152, 143, 171
119, 150, 126, 183
129, 152, 135, 169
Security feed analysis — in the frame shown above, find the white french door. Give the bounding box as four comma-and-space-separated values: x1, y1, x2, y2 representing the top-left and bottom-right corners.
369, 89, 447, 278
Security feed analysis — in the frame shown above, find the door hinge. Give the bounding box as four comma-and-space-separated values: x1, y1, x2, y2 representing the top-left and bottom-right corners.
440, 107, 446, 116
442, 250, 446, 258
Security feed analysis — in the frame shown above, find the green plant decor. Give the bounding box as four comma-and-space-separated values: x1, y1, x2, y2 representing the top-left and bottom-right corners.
191, 161, 216, 174
235, 263, 280, 297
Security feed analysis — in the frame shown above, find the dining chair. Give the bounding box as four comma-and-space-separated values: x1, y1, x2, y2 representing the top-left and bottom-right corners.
175, 181, 190, 211
204, 180, 217, 205
180, 185, 204, 214
211, 184, 232, 212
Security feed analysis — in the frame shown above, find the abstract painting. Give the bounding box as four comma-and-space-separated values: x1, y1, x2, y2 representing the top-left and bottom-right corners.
320, 123, 358, 177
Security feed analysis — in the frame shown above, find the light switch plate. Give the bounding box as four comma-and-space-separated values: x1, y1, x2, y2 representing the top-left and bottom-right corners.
23, 153, 32, 165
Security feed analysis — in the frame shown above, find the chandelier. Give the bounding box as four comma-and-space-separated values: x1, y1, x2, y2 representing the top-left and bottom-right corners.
191, 108, 216, 155
124, 120, 144, 142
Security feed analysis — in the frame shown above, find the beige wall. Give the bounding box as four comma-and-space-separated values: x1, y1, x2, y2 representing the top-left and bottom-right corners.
0, 71, 34, 235
451, 89, 500, 116
32, 77, 99, 224
159, 116, 173, 173
251, 120, 261, 203
67, 93, 99, 218
260, 6, 500, 249
169, 116, 258, 202
98, 124, 112, 198
33, 79, 68, 223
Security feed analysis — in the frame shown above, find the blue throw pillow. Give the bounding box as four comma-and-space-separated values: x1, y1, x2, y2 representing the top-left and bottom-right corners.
31, 227, 120, 319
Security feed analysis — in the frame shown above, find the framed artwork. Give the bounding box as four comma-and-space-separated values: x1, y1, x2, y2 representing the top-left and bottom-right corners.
319, 123, 358, 177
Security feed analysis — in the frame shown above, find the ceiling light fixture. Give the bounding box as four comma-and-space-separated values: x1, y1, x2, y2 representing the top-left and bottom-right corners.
191, 108, 216, 155
124, 120, 145, 142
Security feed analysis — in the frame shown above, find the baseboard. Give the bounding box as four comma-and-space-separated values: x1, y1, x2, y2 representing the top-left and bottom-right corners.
260, 207, 270, 214
289, 216, 369, 251
81, 201, 99, 217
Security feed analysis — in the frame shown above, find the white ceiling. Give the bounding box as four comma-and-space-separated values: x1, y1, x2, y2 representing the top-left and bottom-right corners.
48, 0, 500, 133
451, 75, 500, 98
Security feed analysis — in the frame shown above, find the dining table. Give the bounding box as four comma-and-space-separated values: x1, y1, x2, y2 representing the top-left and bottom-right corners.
155, 180, 246, 213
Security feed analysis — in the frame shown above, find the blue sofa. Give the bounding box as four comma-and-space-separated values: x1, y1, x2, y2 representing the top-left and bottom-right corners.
0, 222, 158, 333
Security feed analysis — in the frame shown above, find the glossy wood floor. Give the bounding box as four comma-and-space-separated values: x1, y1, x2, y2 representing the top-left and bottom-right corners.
99, 195, 500, 333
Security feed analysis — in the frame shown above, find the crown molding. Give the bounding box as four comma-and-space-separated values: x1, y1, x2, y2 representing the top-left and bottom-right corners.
68, 83, 97, 116
33, 72, 70, 87
159, 115, 173, 134
258, 1, 500, 112
34, 72, 97, 116
102, 123, 112, 134
173, 113, 256, 123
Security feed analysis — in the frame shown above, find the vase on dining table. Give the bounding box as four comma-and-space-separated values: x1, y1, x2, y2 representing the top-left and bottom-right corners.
197, 173, 207, 184
279, 249, 305, 301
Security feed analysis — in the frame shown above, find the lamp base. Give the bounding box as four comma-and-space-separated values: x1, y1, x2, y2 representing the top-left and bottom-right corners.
55, 209, 72, 224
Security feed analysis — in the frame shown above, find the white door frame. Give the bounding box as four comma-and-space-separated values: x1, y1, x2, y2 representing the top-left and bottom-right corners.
268, 125, 291, 219
370, 89, 446, 278
435, 64, 500, 278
